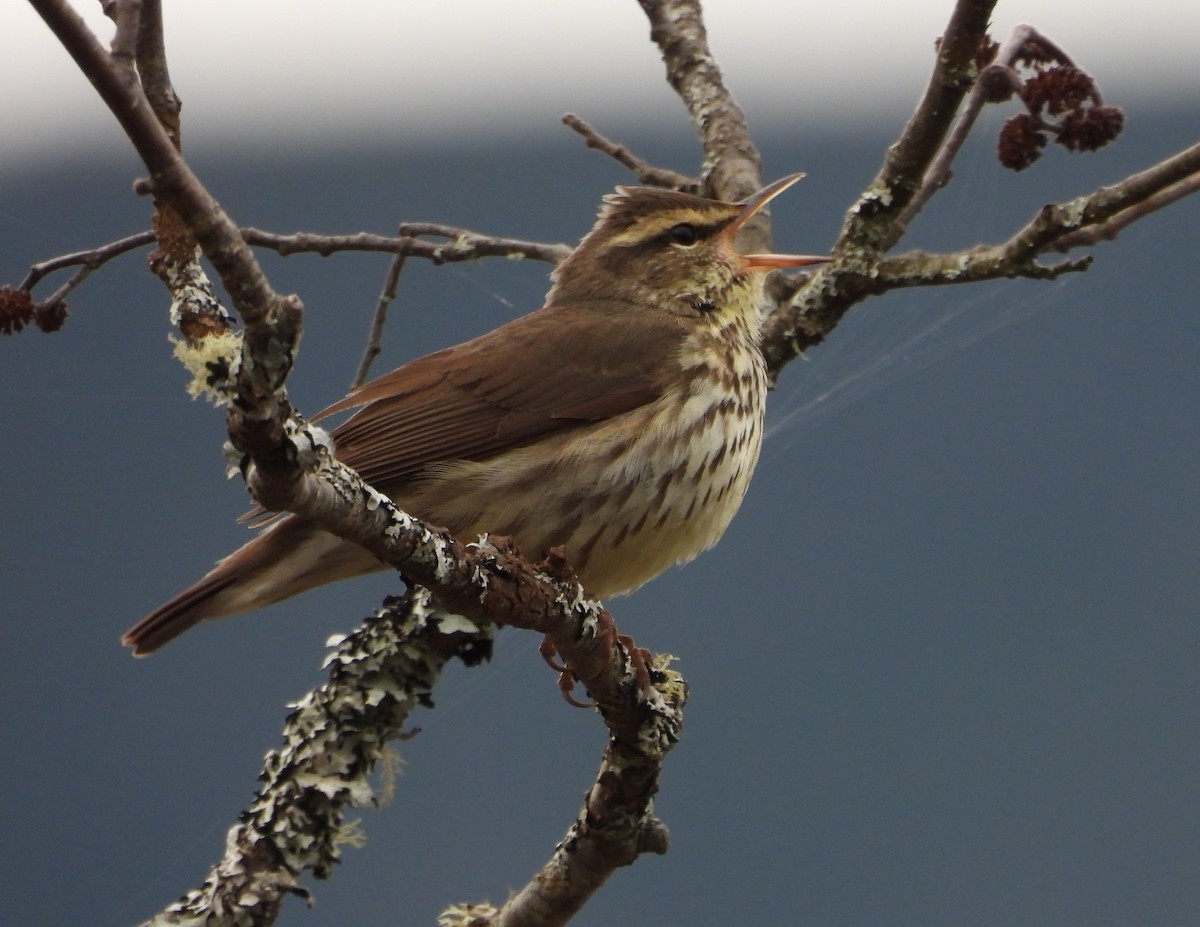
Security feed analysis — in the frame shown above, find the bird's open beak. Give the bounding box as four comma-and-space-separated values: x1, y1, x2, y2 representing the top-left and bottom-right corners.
725, 173, 830, 271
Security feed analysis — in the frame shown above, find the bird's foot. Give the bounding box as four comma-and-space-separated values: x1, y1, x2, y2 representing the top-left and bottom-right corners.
539, 636, 596, 708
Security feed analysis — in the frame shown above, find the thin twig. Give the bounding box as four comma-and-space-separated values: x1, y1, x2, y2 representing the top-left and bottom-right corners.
19, 229, 155, 293
561, 113, 697, 190
241, 226, 571, 264
996, 139, 1200, 259
874, 248, 1094, 287
13, 225, 568, 323
353, 244, 409, 390
102, 0, 139, 65
1052, 171, 1200, 250
133, 0, 181, 147
889, 22, 1043, 245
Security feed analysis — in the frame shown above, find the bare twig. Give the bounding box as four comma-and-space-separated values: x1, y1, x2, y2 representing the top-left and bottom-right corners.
17, 226, 565, 295
19, 229, 155, 300
398, 223, 572, 264
133, 0, 181, 147
241, 226, 571, 264
102, 0, 139, 65
562, 113, 697, 190
11, 224, 568, 338
353, 244, 409, 390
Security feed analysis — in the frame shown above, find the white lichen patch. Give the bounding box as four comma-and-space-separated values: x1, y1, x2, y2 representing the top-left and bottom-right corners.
434, 613, 482, 635
169, 330, 242, 404
428, 529, 458, 582
1059, 196, 1089, 229
438, 902, 498, 927
284, 420, 332, 466
576, 597, 603, 639
164, 253, 232, 329
857, 180, 894, 212
448, 234, 475, 255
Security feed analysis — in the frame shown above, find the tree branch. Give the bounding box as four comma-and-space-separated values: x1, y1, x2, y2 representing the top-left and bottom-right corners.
838, 0, 997, 258
17, 229, 155, 313
241, 225, 571, 264
761, 137, 1200, 378
561, 113, 697, 190
889, 22, 1045, 243
136, 412, 685, 925
353, 245, 409, 390
1051, 171, 1200, 250
12, 225, 568, 311
637, 0, 763, 208
140, 569, 684, 927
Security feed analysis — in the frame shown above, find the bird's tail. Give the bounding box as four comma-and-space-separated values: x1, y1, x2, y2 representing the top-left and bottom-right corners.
122, 516, 383, 656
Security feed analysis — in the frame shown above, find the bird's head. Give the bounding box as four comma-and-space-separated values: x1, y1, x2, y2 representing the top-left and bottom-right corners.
548, 174, 828, 324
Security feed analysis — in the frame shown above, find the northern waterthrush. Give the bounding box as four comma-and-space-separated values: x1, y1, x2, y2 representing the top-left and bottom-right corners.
125, 174, 827, 654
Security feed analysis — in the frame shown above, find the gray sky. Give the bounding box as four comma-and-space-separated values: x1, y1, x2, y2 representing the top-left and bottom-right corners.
6, 0, 1200, 161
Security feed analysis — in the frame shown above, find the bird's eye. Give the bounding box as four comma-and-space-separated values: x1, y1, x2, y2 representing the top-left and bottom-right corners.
667, 223, 699, 246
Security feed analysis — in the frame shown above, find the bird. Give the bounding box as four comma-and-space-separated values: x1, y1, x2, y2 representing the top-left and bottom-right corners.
123, 174, 828, 655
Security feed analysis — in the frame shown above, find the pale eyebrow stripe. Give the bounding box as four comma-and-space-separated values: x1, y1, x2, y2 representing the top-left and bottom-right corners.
605, 207, 729, 246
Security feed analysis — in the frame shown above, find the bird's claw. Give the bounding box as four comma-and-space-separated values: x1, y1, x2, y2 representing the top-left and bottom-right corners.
540, 637, 596, 708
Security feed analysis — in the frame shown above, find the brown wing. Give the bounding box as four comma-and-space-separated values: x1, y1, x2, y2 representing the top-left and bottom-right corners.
315, 301, 689, 489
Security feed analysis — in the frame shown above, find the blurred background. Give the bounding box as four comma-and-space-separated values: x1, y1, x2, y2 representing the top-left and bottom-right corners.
3, 3, 1198, 926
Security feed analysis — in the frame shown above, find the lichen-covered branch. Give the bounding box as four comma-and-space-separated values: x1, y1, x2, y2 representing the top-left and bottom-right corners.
148, 571, 683, 927
141, 413, 687, 926
837, 0, 998, 257
637, 0, 764, 210
880, 137, 1200, 287
138, 591, 493, 927
30, 0, 300, 434
760, 139, 1200, 378
754, 0, 1200, 380
486, 655, 682, 927
1051, 170, 1200, 250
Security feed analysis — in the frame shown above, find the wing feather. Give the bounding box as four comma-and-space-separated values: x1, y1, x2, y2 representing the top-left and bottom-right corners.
316, 301, 688, 490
